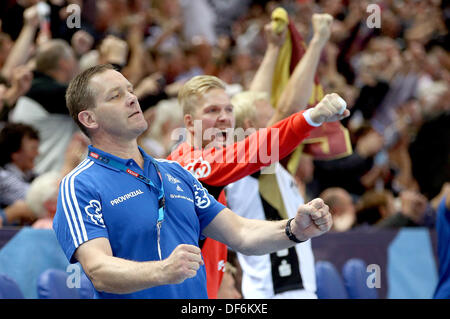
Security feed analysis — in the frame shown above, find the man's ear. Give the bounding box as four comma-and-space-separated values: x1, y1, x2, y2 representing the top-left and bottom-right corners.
243, 118, 254, 131
184, 114, 194, 135
10, 151, 21, 164
78, 110, 98, 131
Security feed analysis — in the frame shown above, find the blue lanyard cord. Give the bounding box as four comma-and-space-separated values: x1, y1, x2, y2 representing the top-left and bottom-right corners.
88, 151, 165, 223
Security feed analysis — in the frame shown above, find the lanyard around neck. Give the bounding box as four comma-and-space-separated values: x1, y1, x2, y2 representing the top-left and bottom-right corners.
88, 151, 165, 224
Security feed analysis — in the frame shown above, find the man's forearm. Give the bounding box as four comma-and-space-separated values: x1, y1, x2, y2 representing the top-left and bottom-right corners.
270, 36, 326, 125
1, 25, 37, 79
249, 44, 280, 94
86, 255, 166, 294
203, 208, 298, 256
234, 219, 298, 256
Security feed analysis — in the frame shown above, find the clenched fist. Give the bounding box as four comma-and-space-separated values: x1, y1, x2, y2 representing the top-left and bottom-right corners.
162, 244, 204, 284
99, 36, 129, 66
312, 13, 333, 46
310, 93, 350, 124
291, 198, 333, 241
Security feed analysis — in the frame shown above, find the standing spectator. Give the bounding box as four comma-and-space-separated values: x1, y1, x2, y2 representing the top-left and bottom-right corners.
320, 187, 357, 232
226, 91, 318, 299
376, 190, 434, 228
9, 39, 79, 175
27, 171, 61, 229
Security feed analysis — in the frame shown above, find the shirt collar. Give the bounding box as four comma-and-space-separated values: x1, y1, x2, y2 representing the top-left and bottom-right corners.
87, 145, 152, 171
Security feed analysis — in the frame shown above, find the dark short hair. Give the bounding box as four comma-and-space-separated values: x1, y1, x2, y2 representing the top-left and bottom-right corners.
0, 123, 39, 167
65, 64, 115, 136
35, 39, 74, 74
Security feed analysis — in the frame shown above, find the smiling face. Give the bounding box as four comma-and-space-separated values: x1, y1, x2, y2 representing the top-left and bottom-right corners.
185, 87, 235, 149
78, 69, 148, 141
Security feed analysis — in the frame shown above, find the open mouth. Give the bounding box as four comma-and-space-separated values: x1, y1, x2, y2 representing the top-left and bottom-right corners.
214, 129, 228, 143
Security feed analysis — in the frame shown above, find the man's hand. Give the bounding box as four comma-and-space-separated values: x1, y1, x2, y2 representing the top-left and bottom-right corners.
310, 93, 350, 124
312, 13, 333, 46
161, 244, 204, 285
291, 198, 333, 241
265, 23, 286, 48
23, 4, 40, 29
356, 129, 384, 158
2, 65, 33, 107
99, 36, 129, 66
400, 190, 428, 223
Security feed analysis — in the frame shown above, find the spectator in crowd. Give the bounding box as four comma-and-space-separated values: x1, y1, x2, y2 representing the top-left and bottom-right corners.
0, 123, 39, 207
138, 98, 184, 158
9, 39, 79, 175
0, 122, 40, 226
355, 189, 397, 226
216, 261, 242, 299
376, 190, 435, 228
27, 171, 61, 229
307, 126, 385, 198
320, 187, 357, 232
226, 90, 319, 299
0, 65, 33, 123
0, 200, 34, 228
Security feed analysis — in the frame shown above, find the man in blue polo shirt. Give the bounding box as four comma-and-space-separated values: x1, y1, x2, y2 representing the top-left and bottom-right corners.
434, 191, 450, 299
53, 64, 336, 299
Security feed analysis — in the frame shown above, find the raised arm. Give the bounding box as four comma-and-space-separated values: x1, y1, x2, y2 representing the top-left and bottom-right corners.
268, 14, 332, 126
171, 93, 349, 186
248, 23, 285, 94
1, 5, 39, 80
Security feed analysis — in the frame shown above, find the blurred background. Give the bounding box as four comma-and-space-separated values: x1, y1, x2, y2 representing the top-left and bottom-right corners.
0, 0, 449, 299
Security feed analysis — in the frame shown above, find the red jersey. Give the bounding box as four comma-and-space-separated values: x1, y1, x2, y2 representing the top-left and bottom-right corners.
167, 110, 315, 298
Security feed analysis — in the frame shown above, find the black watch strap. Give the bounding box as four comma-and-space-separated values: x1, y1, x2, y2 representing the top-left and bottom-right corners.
285, 218, 306, 243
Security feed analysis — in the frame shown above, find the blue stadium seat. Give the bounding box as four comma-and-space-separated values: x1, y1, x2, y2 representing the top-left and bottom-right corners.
0, 273, 24, 299
342, 258, 379, 299
37, 268, 80, 299
315, 261, 349, 299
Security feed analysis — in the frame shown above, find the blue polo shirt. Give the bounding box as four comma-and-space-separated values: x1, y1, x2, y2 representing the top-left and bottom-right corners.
434, 196, 450, 299
53, 145, 225, 299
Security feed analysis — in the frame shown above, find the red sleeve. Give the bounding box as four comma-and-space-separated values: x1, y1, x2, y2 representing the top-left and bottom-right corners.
168, 110, 314, 186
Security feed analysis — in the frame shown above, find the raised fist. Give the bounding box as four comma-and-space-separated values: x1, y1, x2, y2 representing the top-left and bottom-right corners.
312, 13, 333, 45
310, 93, 350, 124
291, 198, 333, 242
99, 36, 129, 66
264, 23, 286, 47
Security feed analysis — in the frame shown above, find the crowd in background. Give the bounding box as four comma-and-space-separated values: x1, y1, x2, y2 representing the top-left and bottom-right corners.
0, 0, 449, 298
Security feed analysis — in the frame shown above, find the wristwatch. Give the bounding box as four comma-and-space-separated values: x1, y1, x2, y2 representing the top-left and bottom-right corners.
285, 218, 307, 243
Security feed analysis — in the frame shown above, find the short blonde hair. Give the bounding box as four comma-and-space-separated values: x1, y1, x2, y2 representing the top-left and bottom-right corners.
178, 75, 226, 116
231, 91, 269, 129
